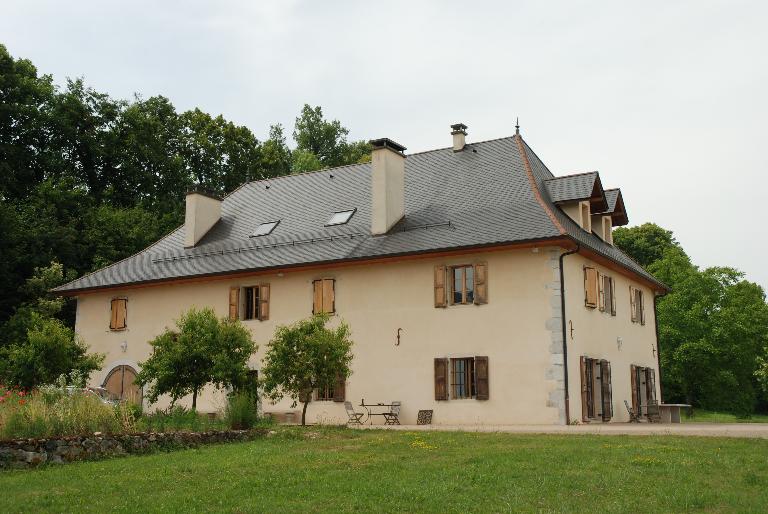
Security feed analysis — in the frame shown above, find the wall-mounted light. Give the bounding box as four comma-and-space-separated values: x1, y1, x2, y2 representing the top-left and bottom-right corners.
396, 328, 403, 346
120, 341, 128, 353
617, 337, 623, 351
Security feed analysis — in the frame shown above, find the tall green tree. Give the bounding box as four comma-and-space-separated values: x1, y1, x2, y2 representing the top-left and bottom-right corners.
261, 314, 354, 425
292, 104, 370, 170
136, 308, 256, 409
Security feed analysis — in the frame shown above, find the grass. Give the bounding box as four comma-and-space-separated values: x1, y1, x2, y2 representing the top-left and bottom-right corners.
683, 409, 768, 424
2, 427, 768, 513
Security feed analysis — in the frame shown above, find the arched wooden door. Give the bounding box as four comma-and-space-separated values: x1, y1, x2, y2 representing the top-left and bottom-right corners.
103, 365, 142, 404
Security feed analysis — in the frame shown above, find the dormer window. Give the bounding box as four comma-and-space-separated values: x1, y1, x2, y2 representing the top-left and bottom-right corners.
579, 201, 591, 232
602, 216, 613, 245
326, 209, 356, 226
251, 220, 279, 237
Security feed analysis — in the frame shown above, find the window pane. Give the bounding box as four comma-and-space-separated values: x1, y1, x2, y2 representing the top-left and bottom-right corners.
465, 266, 474, 303
251, 220, 279, 237
326, 209, 355, 226
453, 267, 463, 304
244, 287, 253, 319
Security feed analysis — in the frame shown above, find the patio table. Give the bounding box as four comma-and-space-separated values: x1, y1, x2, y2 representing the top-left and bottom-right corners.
659, 404, 691, 423
359, 400, 395, 425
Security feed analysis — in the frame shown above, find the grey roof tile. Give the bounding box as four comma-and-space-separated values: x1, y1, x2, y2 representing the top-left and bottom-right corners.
55, 136, 664, 293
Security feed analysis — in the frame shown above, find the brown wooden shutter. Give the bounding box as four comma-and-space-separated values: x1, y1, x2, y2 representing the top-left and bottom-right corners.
229, 287, 240, 320
333, 373, 345, 402
117, 299, 127, 329
630, 365, 638, 415
322, 278, 335, 313
434, 358, 448, 400
597, 272, 605, 311
629, 286, 637, 322
474, 356, 489, 400
434, 265, 447, 308
473, 263, 488, 305
646, 368, 657, 404
258, 284, 270, 321
580, 356, 589, 421
600, 360, 612, 421
584, 267, 598, 308
312, 280, 323, 314
110, 299, 118, 329
609, 277, 616, 316
639, 290, 646, 325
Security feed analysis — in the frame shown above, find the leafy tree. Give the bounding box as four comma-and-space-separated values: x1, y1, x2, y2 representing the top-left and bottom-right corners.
261, 314, 354, 425
290, 149, 323, 174
292, 104, 370, 170
136, 308, 256, 410
616, 224, 768, 414
0, 314, 104, 389
259, 124, 293, 178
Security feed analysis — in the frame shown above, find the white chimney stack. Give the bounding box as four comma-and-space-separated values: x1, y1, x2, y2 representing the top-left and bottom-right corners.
369, 138, 406, 236
184, 190, 222, 248
451, 123, 467, 152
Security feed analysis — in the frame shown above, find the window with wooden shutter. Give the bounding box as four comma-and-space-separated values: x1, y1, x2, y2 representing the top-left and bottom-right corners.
110, 298, 127, 330
584, 267, 598, 308
434, 265, 447, 308
609, 277, 616, 316
580, 356, 590, 421
474, 263, 488, 305
629, 286, 637, 322
630, 365, 638, 415
646, 368, 657, 404
333, 373, 346, 402
600, 360, 612, 421
475, 356, 489, 400
258, 284, 270, 321
434, 358, 448, 400
312, 279, 335, 314
597, 271, 605, 311
229, 287, 240, 320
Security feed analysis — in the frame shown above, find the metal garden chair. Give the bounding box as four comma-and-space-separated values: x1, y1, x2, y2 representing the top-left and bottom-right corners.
383, 401, 401, 425
645, 401, 662, 423
624, 400, 639, 423
344, 401, 364, 425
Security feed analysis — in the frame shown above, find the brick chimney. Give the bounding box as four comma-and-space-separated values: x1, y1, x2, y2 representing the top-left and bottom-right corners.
451, 123, 467, 152
369, 138, 406, 235
184, 190, 222, 247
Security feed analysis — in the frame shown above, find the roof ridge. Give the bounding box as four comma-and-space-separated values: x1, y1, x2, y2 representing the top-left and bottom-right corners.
514, 135, 566, 235
544, 170, 599, 181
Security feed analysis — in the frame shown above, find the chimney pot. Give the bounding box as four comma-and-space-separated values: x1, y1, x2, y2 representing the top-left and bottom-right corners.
451, 123, 467, 151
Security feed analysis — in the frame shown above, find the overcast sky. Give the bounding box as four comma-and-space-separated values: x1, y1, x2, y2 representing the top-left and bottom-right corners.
3, 1, 767, 289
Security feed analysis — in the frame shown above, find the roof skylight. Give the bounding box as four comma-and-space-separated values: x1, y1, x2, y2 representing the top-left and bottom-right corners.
326, 209, 356, 226
250, 220, 280, 237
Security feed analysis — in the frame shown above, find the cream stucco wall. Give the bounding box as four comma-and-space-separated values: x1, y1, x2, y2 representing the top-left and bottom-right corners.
74, 245, 661, 425
563, 254, 660, 423
75, 247, 570, 425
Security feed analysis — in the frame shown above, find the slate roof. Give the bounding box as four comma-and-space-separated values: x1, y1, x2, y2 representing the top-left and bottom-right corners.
55, 135, 665, 293
600, 188, 629, 226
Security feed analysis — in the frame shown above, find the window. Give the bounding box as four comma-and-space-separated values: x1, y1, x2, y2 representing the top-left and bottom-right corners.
451, 265, 474, 304
451, 358, 475, 399
584, 267, 598, 308
579, 201, 591, 231
579, 357, 612, 421
251, 220, 279, 237
600, 274, 616, 316
110, 298, 127, 330
434, 263, 487, 307
435, 356, 489, 401
231, 284, 270, 321
630, 286, 645, 325
312, 278, 335, 314
316, 384, 335, 401
630, 365, 657, 418
326, 209, 355, 226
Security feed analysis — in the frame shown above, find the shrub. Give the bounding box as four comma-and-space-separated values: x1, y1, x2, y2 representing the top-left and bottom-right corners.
137, 406, 226, 433
224, 392, 259, 430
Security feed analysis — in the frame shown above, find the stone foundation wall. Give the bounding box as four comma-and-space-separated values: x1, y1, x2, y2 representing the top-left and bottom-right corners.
0, 429, 266, 469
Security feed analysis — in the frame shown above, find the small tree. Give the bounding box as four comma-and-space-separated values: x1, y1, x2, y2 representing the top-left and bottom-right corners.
136, 308, 256, 410
261, 314, 353, 425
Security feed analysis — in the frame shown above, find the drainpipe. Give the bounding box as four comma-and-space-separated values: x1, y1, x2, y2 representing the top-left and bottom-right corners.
653, 291, 667, 402
559, 244, 580, 425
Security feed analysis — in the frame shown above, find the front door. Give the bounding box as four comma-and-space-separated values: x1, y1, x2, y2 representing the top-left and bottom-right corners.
104, 365, 142, 404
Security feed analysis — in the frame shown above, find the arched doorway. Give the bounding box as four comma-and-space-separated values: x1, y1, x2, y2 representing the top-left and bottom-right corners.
103, 365, 142, 404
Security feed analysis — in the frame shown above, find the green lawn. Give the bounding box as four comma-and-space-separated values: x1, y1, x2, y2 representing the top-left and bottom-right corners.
683, 409, 768, 424
2, 427, 767, 513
